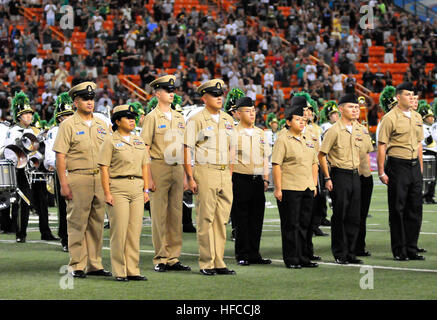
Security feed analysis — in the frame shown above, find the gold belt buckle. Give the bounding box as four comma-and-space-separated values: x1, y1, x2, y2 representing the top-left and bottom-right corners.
93, 169, 99, 174
220, 165, 226, 170
128, 176, 135, 180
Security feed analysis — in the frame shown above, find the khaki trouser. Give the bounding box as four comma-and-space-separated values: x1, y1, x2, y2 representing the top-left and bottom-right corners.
194, 165, 233, 269
66, 172, 105, 272
150, 160, 184, 266
107, 178, 144, 277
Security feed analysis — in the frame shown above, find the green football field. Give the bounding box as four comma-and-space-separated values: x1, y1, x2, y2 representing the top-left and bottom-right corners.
1, 174, 437, 300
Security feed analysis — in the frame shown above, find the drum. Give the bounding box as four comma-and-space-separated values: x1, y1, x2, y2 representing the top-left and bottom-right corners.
0, 159, 17, 191
423, 155, 436, 195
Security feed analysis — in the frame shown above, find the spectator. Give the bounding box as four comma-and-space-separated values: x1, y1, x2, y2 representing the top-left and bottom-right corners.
44, 0, 57, 26
332, 66, 343, 99
263, 67, 274, 88
362, 64, 374, 90
384, 38, 394, 64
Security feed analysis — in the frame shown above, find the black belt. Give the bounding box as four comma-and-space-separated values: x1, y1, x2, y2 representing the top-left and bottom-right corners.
112, 175, 142, 180
331, 167, 359, 175
387, 157, 419, 167
233, 172, 263, 180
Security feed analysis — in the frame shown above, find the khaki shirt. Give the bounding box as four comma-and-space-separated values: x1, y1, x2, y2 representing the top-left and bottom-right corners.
233, 124, 271, 175
53, 112, 109, 171
303, 123, 322, 153
98, 131, 148, 178
357, 124, 374, 177
320, 120, 362, 170
184, 108, 235, 165
378, 107, 424, 160
141, 107, 185, 164
271, 131, 318, 191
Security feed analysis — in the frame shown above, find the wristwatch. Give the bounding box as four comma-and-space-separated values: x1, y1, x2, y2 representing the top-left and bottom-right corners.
143, 189, 150, 194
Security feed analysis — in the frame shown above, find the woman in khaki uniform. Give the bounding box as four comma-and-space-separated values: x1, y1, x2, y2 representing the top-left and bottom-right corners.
272, 96, 319, 269
98, 105, 149, 282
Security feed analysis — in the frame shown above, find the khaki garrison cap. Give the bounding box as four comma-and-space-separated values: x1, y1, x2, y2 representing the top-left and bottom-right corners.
149, 75, 176, 91
68, 81, 97, 100
197, 79, 225, 96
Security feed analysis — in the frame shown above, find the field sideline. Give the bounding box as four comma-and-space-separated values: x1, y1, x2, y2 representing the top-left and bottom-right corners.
1, 174, 437, 300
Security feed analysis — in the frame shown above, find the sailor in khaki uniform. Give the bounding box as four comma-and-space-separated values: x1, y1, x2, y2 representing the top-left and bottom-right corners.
141, 75, 191, 273
355, 121, 374, 257
53, 81, 112, 278
231, 97, 272, 266
272, 96, 319, 269
99, 105, 149, 282
318, 93, 363, 265
184, 79, 236, 276
377, 82, 425, 261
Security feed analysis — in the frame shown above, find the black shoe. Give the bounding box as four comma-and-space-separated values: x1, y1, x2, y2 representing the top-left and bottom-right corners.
72, 270, 86, 278
86, 269, 112, 276
115, 277, 128, 282
286, 264, 302, 269
301, 262, 319, 268
237, 260, 250, 266
41, 234, 60, 241
347, 258, 363, 264
408, 254, 425, 261
215, 268, 236, 275
154, 263, 167, 272
62, 245, 68, 252
16, 237, 26, 243
417, 248, 427, 253
310, 255, 322, 261
314, 227, 329, 236
200, 269, 216, 276
166, 262, 191, 271
249, 258, 272, 265
104, 222, 110, 229
320, 218, 331, 226
183, 224, 196, 233
394, 255, 409, 261
356, 251, 371, 257
127, 275, 147, 281
335, 258, 348, 265
425, 198, 436, 204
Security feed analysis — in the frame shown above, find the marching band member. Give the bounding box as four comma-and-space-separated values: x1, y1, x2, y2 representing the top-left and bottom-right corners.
5, 91, 58, 243
44, 92, 75, 252
53, 81, 112, 278
418, 100, 436, 204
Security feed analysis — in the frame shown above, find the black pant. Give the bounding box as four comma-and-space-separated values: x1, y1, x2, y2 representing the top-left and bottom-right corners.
0, 207, 13, 232
12, 169, 31, 239
423, 150, 436, 201
31, 180, 52, 238
386, 157, 423, 257
231, 173, 266, 262
356, 175, 374, 253
277, 188, 314, 266
182, 190, 194, 226
330, 168, 361, 260
55, 172, 67, 245
307, 166, 326, 256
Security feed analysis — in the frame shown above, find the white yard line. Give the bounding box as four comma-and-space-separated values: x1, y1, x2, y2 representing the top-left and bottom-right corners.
1, 239, 437, 274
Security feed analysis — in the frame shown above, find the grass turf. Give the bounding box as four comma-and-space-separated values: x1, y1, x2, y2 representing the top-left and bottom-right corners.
1, 175, 437, 300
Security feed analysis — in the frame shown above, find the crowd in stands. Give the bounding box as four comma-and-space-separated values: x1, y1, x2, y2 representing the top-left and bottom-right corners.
0, 0, 436, 127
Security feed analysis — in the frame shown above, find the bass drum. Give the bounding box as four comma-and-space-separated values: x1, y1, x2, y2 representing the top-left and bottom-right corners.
423, 154, 436, 195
